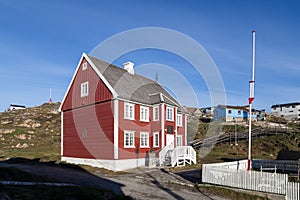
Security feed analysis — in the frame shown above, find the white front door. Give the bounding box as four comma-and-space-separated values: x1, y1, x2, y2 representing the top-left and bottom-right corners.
166, 134, 174, 149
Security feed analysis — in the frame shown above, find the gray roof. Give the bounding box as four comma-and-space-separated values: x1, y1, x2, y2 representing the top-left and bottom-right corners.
271, 102, 300, 109
88, 55, 180, 107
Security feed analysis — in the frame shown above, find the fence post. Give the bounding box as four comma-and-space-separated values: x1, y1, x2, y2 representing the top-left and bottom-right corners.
298, 159, 300, 181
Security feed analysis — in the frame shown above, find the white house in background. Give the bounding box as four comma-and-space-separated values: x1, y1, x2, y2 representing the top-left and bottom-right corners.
7, 104, 26, 111
271, 102, 300, 121
185, 107, 202, 117
201, 106, 215, 118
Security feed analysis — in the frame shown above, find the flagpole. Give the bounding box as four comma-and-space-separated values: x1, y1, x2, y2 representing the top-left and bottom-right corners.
49, 88, 53, 103
248, 30, 256, 171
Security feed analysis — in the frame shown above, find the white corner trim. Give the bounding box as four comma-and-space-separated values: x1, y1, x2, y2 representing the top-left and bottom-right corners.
175, 107, 178, 146
161, 103, 165, 147
184, 114, 187, 145
159, 93, 164, 102
84, 53, 118, 98
113, 99, 119, 159
61, 112, 64, 156
59, 53, 85, 112
160, 93, 180, 107
59, 52, 119, 112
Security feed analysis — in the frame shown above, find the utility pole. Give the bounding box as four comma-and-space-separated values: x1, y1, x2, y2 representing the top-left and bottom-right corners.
235, 118, 238, 146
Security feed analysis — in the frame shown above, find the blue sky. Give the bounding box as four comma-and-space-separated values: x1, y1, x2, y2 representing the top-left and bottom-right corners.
1, 0, 300, 112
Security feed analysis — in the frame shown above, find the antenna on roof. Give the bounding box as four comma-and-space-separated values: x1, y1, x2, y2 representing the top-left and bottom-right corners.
49, 88, 53, 103
155, 72, 159, 82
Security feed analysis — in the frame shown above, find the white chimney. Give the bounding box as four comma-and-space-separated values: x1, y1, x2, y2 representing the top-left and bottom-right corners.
123, 61, 134, 75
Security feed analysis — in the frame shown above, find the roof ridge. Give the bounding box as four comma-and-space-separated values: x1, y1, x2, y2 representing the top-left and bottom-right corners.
87, 54, 181, 107
87, 54, 158, 84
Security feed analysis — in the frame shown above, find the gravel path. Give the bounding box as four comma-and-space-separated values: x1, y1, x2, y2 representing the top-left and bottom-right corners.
105, 168, 225, 200
0, 162, 224, 200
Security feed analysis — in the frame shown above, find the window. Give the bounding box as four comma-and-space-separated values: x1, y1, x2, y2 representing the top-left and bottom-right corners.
166, 106, 174, 121
124, 131, 135, 148
124, 102, 134, 120
153, 132, 159, 147
82, 62, 87, 70
153, 106, 159, 121
177, 114, 182, 126
292, 105, 295, 108
140, 106, 149, 122
81, 81, 88, 97
82, 128, 87, 140
167, 125, 173, 134
176, 136, 183, 146
238, 110, 241, 115
228, 109, 232, 114
140, 132, 149, 148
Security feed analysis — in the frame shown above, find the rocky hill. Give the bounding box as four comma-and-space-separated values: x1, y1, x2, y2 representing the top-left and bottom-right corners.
0, 103, 61, 161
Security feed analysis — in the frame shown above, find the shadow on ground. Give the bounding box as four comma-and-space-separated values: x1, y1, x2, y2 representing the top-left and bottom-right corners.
0, 157, 130, 199
174, 168, 201, 184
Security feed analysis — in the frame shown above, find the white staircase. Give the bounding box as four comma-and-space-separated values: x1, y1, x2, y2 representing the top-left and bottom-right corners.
170, 146, 197, 167
159, 144, 197, 167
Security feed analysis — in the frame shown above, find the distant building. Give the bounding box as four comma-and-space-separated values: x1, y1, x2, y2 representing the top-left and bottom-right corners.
185, 107, 202, 117
256, 109, 267, 121
201, 106, 215, 118
7, 104, 26, 111
214, 105, 257, 122
271, 102, 300, 121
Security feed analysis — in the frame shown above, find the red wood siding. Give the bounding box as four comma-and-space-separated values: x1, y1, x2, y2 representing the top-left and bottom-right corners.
118, 100, 154, 159
61, 58, 112, 111
164, 105, 176, 147
63, 101, 114, 159
150, 106, 162, 151
177, 114, 186, 145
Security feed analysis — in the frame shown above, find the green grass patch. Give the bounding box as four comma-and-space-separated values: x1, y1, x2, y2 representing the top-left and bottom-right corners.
197, 185, 271, 200
201, 132, 300, 163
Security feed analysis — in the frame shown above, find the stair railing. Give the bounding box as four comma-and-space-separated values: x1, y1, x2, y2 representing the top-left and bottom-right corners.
171, 146, 197, 167
158, 142, 174, 166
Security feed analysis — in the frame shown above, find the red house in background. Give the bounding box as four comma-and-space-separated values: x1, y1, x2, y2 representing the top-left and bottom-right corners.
59, 53, 196, 171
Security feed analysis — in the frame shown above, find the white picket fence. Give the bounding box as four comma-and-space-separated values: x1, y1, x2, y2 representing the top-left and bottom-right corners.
202, 160, 300, 200
287, 182, 300, 200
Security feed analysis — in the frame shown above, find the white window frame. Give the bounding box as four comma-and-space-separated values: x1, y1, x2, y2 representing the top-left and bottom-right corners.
80, 81, 88, 97
153, 132, 159, 147
140, 132, 149, 148
140, 106, 149, 122
153, 106, 159, 121
124, 102, 135, 120
177, 114, 182, 126
176, 135, 183, 146
124, 130, 135, 148
166, 106, 174, 121
82, 62, 87, 70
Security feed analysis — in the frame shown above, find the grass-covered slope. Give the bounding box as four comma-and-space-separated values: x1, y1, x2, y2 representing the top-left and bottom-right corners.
0, 103, 61, 161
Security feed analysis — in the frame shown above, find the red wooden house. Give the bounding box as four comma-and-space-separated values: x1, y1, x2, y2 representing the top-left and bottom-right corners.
59, 53, 196, 171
